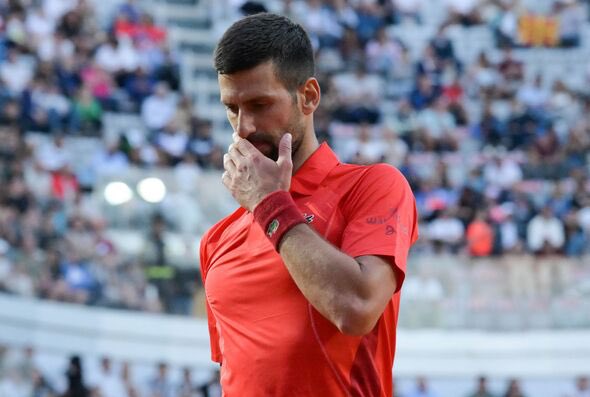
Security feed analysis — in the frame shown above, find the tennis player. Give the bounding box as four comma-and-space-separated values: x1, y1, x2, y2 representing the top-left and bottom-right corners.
200, 13, 418, 397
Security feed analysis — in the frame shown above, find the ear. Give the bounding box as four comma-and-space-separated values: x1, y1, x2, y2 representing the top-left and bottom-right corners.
299, 77, 321, 116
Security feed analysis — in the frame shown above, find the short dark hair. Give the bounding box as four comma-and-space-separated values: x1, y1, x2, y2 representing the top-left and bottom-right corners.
214, 13, 314, 92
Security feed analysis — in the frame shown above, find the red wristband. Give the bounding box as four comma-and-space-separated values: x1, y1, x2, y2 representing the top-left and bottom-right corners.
253, 190, 305, 251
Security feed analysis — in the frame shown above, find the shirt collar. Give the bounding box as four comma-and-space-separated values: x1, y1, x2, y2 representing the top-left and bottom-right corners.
290, 142, 340, 197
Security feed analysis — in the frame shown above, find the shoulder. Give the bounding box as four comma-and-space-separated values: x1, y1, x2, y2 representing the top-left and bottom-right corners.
337, 162, 411, 193
335, 162, 414, 214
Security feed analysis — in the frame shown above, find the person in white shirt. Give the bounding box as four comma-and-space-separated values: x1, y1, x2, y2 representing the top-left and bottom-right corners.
25, 6, 55, 47
527, 205, 568, 299
483, 154, 523, 190
526, 206, 565, 254
95, 36, 123, 74
35, 134, 71, 172
0, 48, 34, 96
428, 208, 465, 252
141, 82, 177, 131
155, 121, 189, 165
89, 357, 127, 397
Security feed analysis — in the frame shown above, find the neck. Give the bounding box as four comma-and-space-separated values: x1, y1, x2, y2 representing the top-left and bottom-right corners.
292, 128, 319, 173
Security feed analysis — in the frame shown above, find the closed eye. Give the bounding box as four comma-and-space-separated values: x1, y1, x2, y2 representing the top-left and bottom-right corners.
224, 104, 238, 115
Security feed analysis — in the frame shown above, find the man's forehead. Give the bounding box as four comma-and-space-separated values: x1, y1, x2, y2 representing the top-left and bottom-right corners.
218, 65, 285, 103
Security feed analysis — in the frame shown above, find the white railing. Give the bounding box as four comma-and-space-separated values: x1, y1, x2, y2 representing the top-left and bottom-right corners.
1, 293, 589, 379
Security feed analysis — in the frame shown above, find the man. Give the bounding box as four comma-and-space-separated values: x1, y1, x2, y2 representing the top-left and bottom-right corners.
200, 13, 418, 397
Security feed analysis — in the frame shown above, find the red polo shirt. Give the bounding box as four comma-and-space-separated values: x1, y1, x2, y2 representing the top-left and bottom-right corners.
200, 143, 418, 397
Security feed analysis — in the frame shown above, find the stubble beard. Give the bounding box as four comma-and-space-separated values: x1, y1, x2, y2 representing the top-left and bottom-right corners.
250, 114, 305, 162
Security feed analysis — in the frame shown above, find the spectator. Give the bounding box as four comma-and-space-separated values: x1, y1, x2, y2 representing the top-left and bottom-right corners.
125, 66, 156, 109
141, 82, 177, 131
383, 127, 409, 168
482, 152, 522, 190
365, 26, 402, 76
89, 357, 126, 397
466, 210, 494, 257
0, 48, 34, 96
69, 85, 103, 135
31, 367, 56, 397
406, 376, 440, 397
527, 205, 565, 255
569, 375, 590, 397
497, 48, 524, 96
502, 378, 526, 397
516, 74, 549, 111
63, 355, 88, 397
348, 123, 385, 164
177, 367, 195, 397
147, 362, 173, 397
494, 2, 519, 47
557, 0, 584, 47
416, 96, 458, 152
120, 361, 140, 397
332, 62, 384, 124
427, 208, 465, 252
467, 375, 496, 397
155, 121, 189, 166
409, 75, 441, 111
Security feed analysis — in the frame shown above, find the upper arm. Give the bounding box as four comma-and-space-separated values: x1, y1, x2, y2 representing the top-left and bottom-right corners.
356, 254, 398, 309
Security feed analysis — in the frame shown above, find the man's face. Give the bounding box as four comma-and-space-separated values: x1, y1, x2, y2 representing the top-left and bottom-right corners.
218, 61, 305, 161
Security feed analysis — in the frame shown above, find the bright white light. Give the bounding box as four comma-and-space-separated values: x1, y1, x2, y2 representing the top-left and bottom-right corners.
104, 182, 133, 206
137, 177, 167, 203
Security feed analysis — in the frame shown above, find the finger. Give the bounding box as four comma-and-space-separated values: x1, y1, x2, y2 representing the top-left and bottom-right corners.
221, 171, 231, 187
232, 131, 240, 143
223, 153, 237, 174
276, 133, 293, 170
227, 143, 249, 175
227, 143, 241, 161
234, 138, 259, 158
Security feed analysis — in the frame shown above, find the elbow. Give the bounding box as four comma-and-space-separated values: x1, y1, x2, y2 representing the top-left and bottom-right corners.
335, 299, 380, 336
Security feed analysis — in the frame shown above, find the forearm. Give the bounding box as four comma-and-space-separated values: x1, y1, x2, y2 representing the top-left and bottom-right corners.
278, 224, 392, 335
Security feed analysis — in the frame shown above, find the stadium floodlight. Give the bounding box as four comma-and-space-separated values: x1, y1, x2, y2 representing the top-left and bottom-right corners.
104, 182, 134, 206
137, 177, 167, 203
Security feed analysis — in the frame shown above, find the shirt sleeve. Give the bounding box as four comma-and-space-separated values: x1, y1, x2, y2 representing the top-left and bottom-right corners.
199, 233, 222, 363
340, 164, 418, 292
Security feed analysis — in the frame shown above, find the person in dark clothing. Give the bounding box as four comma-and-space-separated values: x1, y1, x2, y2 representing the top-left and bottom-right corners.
63, 355, 88, 397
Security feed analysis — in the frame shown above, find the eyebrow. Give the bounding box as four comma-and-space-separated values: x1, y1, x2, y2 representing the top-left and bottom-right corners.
221, 94, 275, 106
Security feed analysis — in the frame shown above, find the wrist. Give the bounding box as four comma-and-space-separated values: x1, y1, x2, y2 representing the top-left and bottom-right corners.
253, 190, 305, 251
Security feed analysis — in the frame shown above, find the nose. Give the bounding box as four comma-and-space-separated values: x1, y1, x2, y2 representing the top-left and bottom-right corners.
236, 110, 256, 139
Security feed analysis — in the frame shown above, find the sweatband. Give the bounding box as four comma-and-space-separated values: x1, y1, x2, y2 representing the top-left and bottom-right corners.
253, 190, 305, 251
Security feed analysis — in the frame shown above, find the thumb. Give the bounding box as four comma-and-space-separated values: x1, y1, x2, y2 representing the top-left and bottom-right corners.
277, 133, 293, 170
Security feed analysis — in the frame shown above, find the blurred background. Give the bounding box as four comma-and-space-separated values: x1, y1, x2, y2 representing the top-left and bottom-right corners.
0, 0, 589, 396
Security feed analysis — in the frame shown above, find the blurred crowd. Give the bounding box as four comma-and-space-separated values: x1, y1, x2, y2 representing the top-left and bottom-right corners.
0, 0, 207, 315
0, 344, 221, 397
396, 374, 590, 397
271, 0, 590, 260
0, 0, 589, 316
0, 344, 588, 397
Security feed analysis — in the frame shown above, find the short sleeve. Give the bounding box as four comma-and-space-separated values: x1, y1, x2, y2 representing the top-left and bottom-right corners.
199, 233, 222, 363
340, 164, 418, 291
